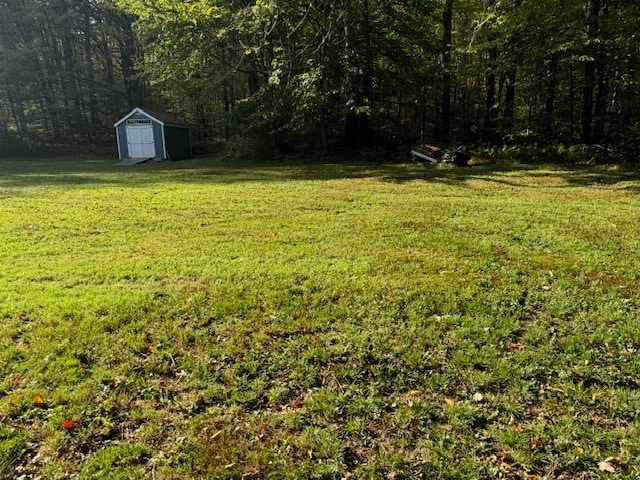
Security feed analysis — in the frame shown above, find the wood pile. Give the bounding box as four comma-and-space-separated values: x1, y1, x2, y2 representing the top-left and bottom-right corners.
410, 144, 446, 164
410, 144, 471, 166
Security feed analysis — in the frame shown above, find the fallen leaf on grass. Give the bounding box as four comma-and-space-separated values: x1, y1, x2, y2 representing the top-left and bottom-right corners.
444, 397, 456, 406
472, 392, 484, 403
61, 418, 74, 430
32, 395, 45, 407
598, 459, 616, 473
529, 437, 542, 449
507, 342, 526, 352
10, 378, 20, 387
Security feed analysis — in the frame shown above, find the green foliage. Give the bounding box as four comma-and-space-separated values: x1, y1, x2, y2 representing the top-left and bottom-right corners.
474, 144, 602, 164
227, 83, 289, 156
0, 0, 639, 153
114, 0, 446, 148
227, 135, 276, 162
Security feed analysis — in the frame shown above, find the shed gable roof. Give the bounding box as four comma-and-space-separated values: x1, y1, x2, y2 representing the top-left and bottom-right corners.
114, 107, 162, 128
114, 107, 190, 128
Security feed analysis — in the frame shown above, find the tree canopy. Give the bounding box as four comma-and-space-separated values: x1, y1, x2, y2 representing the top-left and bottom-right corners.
1, 0, 639, 160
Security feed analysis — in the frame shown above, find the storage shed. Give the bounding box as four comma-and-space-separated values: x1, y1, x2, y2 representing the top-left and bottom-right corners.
114, 108, 192, 162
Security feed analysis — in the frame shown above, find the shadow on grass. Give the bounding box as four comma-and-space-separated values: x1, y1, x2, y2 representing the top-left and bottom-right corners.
1, 155, 639, 192
382, 164, 640, 191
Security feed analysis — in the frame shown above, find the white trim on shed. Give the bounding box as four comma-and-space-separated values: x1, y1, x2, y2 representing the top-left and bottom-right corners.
114, 107, 165, 128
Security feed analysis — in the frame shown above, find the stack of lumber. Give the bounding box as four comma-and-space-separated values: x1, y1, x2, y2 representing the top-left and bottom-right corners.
410, 144, 446, 164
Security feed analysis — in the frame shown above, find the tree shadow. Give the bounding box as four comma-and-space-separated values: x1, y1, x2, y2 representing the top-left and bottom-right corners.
381, 163, 640, 192
1, 156, 639, 192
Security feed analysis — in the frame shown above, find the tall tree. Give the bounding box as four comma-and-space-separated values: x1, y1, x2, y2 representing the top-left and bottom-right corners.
441, 0, 453, 142
0, 0, 145, 150
3, 0, 639, 156
581, 0, 602, 143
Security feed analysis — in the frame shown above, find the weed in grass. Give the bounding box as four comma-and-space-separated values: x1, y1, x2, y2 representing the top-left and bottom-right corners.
0, 427, 27, 475
78, 444, 148, 479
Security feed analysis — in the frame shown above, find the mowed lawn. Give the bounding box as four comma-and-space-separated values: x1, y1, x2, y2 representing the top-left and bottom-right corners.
1, 156, 640, 479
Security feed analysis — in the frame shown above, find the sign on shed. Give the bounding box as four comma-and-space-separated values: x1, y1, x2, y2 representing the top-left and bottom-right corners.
114, 108, 192, 163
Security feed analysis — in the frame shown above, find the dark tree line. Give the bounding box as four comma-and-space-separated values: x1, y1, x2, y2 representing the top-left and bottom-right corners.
0, 0, 142, 152
1, 0, 639, 160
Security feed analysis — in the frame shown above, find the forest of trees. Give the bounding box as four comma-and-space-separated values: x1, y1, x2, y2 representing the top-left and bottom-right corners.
1, 0, 639, 161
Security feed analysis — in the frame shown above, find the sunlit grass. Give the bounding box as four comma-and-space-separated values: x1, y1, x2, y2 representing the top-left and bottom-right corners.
1, 155, 640, 478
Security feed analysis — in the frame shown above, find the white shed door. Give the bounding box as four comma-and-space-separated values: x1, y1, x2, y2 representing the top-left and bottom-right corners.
126, 125, 156, 158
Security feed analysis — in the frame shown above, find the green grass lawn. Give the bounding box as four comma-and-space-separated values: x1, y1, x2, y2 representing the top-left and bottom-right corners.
1, 155, 640, 479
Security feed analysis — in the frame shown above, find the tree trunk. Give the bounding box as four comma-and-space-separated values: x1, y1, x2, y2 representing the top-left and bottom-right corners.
483, 46, 498, 141
5, 84, 30, 146
543, 53, 559, 137
569, 62, 576, 139
442, 0, 453, 143
581, 0, 601, 143
119, 15, 143, 108
247, 67, 260, 96
357, 0, 373, 146
343, 0, 372, 147
581, 63, 596, 143
503, 67, 516, 133
61, 33, 85, 130
593, 56, 607, 142
34, 53, 61, 141
593, 0, 608, 143
84, 12, 98, 135
222, 83, 231, 139
343, 0, 358, 147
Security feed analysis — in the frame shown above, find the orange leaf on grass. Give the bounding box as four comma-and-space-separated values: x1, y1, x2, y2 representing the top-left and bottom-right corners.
61, 418, 74, 430
32, 395, 45, 406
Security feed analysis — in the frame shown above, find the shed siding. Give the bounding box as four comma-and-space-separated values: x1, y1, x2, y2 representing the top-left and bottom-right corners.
116, 108, 191, 161
152, 122, 164, 158
116, 122, 129, 158
164, 126, 192, 159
